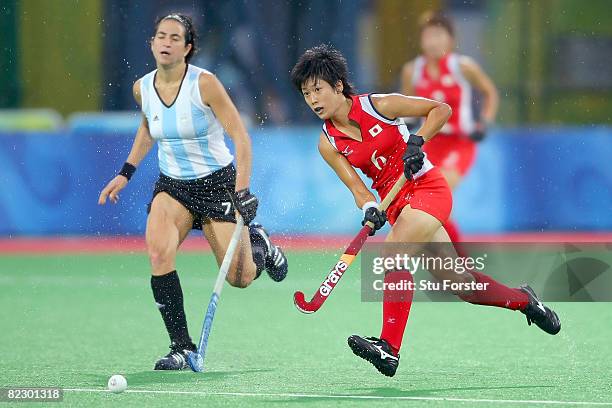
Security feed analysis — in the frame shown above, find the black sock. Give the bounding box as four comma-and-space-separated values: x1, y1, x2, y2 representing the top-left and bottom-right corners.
249, 226, 268, 279
150, 271, 194, 348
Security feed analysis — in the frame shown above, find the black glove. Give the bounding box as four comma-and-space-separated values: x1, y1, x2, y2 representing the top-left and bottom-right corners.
402, 134, 425, 179
361, 204, 387, 236
233, 188, 258, 224
469, 122, 488, 142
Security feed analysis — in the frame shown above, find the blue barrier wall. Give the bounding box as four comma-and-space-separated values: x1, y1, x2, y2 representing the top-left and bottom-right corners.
0, 126, 610, 235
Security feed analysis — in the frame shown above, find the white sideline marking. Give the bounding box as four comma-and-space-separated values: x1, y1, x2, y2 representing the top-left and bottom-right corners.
64, 388, 612, 406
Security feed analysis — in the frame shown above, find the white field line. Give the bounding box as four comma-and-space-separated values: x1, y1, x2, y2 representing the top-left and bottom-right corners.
64, 388, 612, 406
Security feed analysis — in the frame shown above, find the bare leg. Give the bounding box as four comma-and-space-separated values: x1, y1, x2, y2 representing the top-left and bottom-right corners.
202, 220, 257, 288
146, 192, 194, 276
146, 193, 197, 369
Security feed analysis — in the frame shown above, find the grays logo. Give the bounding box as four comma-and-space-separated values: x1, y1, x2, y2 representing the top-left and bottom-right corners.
369, 124, 383, 137
319, 261, 349, 297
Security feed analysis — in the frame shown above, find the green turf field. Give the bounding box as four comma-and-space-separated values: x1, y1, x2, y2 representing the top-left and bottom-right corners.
1, 251, 611, 407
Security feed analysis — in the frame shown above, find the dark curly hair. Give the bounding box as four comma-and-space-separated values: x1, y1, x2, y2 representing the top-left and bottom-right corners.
153, 13, 198, 63
290, 44, 355, 97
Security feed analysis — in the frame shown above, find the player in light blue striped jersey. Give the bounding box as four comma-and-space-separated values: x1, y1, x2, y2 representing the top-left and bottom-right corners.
98, 13, 288, 370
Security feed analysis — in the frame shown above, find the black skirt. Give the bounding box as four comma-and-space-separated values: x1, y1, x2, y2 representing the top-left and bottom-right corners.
148, 164, 237, 229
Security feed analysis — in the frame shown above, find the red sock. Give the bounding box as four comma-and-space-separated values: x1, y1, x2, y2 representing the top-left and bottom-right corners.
459, 271, 529, 310
444, 219, 468, 257
443, 219, 462, 243
380, 271, 414, 354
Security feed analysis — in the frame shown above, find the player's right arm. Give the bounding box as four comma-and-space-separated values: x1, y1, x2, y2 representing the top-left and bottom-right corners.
318, 134, 386, 234
400, 61, 415, 96
98, 80, 155, 205
318, 133, 377, 208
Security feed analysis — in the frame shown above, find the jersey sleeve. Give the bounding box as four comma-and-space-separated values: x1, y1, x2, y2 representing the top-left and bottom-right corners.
322, 122, 338, 151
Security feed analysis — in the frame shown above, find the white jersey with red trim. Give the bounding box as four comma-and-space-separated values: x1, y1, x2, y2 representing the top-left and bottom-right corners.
412, 53, 475, 136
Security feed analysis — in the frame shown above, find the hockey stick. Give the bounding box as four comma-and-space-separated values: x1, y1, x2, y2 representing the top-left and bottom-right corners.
187, 214, 245, 372
293, 174, 408, 314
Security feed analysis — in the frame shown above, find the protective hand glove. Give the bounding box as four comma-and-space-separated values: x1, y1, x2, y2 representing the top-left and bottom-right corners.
233, 188, 258, 224
361, 201, 387, 236
402, 134, 425, 179
469, 122, 488, 142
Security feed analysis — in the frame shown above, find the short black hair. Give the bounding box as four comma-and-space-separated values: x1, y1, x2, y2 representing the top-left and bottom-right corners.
290, 44, 355, 97
153, 13, 198, 63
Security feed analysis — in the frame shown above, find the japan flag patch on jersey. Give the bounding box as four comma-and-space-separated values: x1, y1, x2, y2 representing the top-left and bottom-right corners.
369, 124, 383, 137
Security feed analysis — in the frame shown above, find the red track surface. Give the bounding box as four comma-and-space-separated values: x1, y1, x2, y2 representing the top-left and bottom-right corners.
1, 233, 611, 254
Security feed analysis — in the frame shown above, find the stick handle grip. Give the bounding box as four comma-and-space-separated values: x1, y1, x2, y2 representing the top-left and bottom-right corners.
379, 174, 407, 211
364, 173, 407, 229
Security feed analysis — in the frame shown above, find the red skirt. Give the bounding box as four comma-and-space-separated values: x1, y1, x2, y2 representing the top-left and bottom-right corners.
423, 133, 476, 176
379, 167, 452, 225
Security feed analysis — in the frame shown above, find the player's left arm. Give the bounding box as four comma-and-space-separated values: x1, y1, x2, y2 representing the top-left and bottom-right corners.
199, 72, 252, 192
459, 56, 499, 126
372, 94, 451, 179
370, 94, 451, 142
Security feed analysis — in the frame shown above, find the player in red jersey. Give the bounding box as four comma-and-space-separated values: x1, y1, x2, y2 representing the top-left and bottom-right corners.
401, 12, 499, 246
291, 45, 559, 377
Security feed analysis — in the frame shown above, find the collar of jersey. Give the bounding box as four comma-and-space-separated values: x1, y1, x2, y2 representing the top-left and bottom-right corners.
324, 94, 364, 140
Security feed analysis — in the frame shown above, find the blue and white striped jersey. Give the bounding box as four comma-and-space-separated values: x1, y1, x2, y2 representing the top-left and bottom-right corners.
140, 65, 233, 180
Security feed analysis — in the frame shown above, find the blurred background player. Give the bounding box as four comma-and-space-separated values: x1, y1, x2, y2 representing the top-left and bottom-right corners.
98, 13, 288, 370
291, 44, 559, 378
401, 11, 499, 247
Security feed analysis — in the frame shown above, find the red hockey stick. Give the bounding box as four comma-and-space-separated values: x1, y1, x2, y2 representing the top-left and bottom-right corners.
294, 174, 407, 313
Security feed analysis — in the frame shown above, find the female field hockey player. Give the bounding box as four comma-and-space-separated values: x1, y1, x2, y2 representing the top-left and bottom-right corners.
401, 12, 499, 246
290, 45, 559, 377
98, 13, 288, 370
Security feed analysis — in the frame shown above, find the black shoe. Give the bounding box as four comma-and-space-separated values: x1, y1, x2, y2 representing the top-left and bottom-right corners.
154, 342, 196, 370
519, 285, 561, 335
347, 335, 399, 377
250, 222, 288, 282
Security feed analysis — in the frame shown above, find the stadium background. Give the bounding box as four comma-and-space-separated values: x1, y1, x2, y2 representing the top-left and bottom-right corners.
1, 1, 612, 406
1, 0, 611, 237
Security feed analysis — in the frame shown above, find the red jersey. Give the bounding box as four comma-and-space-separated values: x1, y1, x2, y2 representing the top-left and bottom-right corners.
322, 93, 433, 194
412, 53, 475, 137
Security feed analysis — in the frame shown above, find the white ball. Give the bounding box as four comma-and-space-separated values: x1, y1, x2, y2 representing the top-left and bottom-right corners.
107, 374, 127, 393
